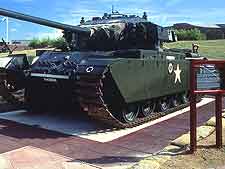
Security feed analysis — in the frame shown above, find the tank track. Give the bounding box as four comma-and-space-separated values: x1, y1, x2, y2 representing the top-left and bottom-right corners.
75, 73, 192, 129
0, 73, 195, 129
88, 104, 189, 129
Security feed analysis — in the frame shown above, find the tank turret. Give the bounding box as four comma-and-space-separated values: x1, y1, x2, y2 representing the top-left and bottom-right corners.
0, 8, 170, 51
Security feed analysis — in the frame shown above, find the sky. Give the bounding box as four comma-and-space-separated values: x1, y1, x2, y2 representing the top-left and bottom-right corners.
0, 0, 224, 40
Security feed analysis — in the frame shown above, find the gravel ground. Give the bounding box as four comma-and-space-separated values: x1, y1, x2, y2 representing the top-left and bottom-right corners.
159, 129, 225, 169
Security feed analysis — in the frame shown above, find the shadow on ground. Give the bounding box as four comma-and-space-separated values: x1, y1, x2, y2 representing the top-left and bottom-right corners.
0, 118, 71, 139
76, 156, 143, 164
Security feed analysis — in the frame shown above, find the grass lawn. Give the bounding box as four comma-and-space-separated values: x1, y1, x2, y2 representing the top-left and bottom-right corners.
0, 49, 36, 57
0, 40, 225, 60
165, 39, 225, 59
158, 126, 225, 169
0, 49, 53, 63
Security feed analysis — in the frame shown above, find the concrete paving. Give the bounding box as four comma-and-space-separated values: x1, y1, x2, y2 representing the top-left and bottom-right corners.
0, 97, 219, 168
0, 98, 214, 143
0, 146, 99, 169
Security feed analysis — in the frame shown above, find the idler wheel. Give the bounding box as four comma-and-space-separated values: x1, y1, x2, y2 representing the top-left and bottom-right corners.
158, 98, 170, 112
181, 93, 189, 104
121, 104, 139, 123
140, 100, 156, 117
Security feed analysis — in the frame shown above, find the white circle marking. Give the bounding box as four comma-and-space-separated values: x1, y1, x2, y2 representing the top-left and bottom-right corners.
86, 66, 94, 73
168, 63, 174, 74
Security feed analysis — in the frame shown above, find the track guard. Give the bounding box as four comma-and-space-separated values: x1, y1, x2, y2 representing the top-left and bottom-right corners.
0, 54, 29, 104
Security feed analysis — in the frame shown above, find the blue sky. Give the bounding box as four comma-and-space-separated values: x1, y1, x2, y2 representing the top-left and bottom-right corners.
0, 0, 224, 40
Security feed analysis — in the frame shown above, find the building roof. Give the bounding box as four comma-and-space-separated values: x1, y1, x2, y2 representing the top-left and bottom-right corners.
173, 23, 225, 29
194, 23, 220, 28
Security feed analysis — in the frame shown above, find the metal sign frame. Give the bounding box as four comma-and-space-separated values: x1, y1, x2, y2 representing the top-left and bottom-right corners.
190, 59, 225, 153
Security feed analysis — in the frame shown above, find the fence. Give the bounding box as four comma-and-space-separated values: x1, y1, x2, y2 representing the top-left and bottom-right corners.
190, 59, 225, 153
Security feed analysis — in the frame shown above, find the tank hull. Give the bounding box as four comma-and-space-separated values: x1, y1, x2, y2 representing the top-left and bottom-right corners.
0, 49, 199, 128
70, 50, 191, 128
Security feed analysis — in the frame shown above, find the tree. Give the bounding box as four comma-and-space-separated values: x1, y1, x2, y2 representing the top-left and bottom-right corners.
175, 28, 206, 41
29, 37, 67, 49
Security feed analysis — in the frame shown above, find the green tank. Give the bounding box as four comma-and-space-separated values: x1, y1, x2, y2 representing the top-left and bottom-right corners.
0, 8, 200, 128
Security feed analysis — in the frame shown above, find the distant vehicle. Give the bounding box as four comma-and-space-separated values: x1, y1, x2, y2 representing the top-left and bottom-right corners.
0, 39, 10, 53
0, 38, 17, 53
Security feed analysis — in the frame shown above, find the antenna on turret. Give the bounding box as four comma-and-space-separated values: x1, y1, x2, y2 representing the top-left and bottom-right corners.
112, 5, 114, 14
111, 5, 119, 14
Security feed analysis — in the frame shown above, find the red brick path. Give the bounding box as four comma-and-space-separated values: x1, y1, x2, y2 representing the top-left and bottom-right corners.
0, 101, 218, 167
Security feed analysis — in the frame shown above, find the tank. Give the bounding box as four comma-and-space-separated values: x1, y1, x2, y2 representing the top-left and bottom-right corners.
0, 8, 200, 128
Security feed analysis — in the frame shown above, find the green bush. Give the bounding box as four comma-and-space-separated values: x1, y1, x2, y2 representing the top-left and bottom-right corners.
28, 37, 67, 49
50, 37, 67, 49
39, 38, 51, 48
28, 38, 41, 48
175, 28, 206, 41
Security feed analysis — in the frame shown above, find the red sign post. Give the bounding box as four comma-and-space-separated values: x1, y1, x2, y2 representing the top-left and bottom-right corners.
190, 59, 225, 153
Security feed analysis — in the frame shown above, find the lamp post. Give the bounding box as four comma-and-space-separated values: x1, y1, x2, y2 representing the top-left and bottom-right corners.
6, 17, 9, 43
0, 17, 9, 43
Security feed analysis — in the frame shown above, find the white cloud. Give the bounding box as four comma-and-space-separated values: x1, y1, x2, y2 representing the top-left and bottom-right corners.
10, 28, 17, 32
24, 29, 63, 40
149, 7, 225, 26
165, 0, 183, 7
36, 30, 63, 39
13, 0, 33, 2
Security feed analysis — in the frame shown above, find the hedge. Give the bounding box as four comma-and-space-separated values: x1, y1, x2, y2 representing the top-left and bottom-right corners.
175, 28, 207, 41
28, 37, 67, 49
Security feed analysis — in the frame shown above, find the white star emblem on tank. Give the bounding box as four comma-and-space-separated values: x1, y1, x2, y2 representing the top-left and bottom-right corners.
174, 64, 182, 84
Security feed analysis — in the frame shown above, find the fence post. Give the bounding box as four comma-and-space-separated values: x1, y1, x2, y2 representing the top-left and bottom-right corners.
215, 94, 222, 148
190, 61, 197, 153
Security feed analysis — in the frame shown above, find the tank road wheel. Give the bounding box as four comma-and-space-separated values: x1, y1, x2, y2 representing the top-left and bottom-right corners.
170, 96, 180, 107
158, 98, 170, 112
140, 100, 156, 117
121, 104, 140, 123
181, 93, 189, 104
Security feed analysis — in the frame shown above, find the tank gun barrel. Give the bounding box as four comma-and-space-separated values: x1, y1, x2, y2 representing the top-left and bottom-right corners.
0, 8, 90, 34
